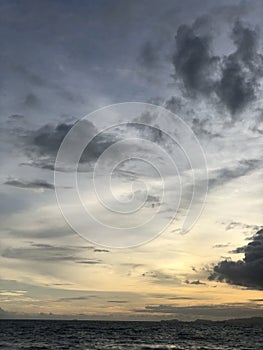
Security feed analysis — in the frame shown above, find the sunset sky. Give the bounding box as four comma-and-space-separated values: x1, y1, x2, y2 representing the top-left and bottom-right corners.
0, 0, 263, 321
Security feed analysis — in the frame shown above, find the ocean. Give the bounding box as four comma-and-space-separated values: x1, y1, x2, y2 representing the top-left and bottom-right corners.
0, 320, 262, 349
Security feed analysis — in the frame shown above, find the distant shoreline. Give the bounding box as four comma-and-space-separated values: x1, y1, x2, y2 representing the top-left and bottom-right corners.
0, 317, 263, 324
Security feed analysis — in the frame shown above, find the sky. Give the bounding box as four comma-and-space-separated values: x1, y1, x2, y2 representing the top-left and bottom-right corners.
0, 0, 263, 321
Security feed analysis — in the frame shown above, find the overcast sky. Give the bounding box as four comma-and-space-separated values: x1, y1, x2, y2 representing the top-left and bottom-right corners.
0, 0, 263, 321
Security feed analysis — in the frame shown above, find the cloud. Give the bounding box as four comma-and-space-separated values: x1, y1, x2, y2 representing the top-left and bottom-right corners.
213, 243, 231, 249
27, 122, 76, 159
216, 21, 263, 114
23, 93, 40, 108
1, 243, 101, 265
4, 178, 55, 191
172, 19, 263, 114
185, 279, 206, 285
138, 41, 161, 69
57, 296, 91, 302
0, 192, 32, 215
0, 290, 27, 297
8, 114, 25, 120
209, 159, 261, 189
14, 64, 82, 103
191, 118, 221, 139
133, 303, 263, 319
7, 226, 75, 239
94, 249, 110, 253
172, 21, 219, 95
142, 270, 181, 285
107, 300, 128, 303
209, 228, 263, 289
167, 296, 196, 300
24, 121, 113, 170
22, 120, 175, 172
210, 2, 251, 23
225, 222, 261, 232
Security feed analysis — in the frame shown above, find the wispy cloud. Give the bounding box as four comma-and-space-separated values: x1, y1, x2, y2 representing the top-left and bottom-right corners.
4, 178, 55, 191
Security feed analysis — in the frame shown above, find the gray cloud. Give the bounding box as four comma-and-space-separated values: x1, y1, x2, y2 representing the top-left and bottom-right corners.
210, 2, 252, 23
7, 226, 75, 239
0, 192, 31, 215
209, 159, 261, 189
133, 303, 263, 319
22, 120, 173, 172
57, 296, 91, 302
185, 279, 206, 285
23, 121, 117, 170
172, 21, 219, 95
167, 296, 196, 300
26, 122, 75, 161
4, 178, 54, 190
14, 64, 82, 103
216, 21, 263, 114
191, 118, 221, 139
172, 19, 263, 114
23, 93, 40, 109
8, 114, 24, 120
94, 249, 110, 253
142, 270, 181, 285
225, 222, 261, 233
213, 243, 231, 249
138, 41, 161, 70
1, 243, 101, 265
107, 300, 128, 304
209, 228, 263, 289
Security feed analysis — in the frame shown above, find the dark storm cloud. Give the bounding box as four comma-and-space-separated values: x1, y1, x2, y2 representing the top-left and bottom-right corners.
216, 21, 263, 114
209, 228, 263, 290
172, 21, 219, 95
4, 178, 54, 190
172, 19, 263, 114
